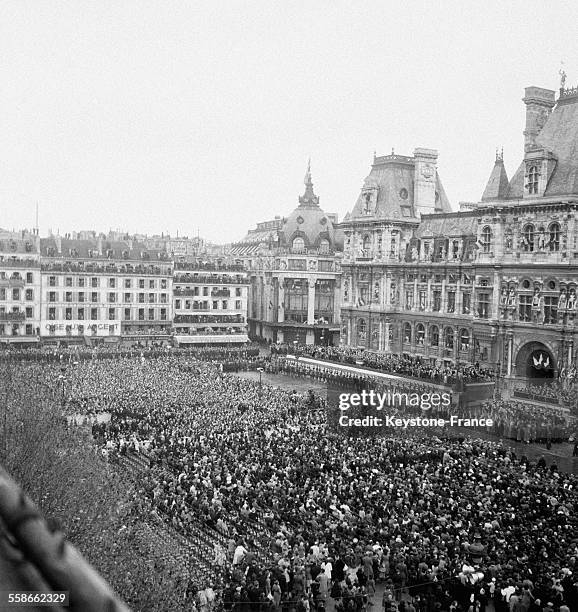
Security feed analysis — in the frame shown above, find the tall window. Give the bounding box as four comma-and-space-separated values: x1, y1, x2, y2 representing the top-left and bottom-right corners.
462, 292, 471, 314
357, 319, 367, 342
433, 291, 441, 312
292, 237, 305, 252
523, 224, 535, 252
544, 297, 557, 324
403, 323, 412, 344
481, 226, 492, 253
444, 327, 454, 349
447, 291, 455, 313
418, 290, 427, 310
319, 239, 330, 254
528, 165, 539, 194
416, 323, 425, 345
452, 240, 460, 259
460, 329, 470, 351
519, 295, 532, 322
430, 325, 439, 347
362, 235, 371, 255
405, 290, 414, 310
549, 223, 560, 252
478, 293, 490, 319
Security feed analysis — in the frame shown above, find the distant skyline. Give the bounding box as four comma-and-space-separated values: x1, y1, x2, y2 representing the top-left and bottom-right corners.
1, 1, 577, 243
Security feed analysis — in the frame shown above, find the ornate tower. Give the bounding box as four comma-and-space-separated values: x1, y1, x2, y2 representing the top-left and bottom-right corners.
522, 86, 556, 153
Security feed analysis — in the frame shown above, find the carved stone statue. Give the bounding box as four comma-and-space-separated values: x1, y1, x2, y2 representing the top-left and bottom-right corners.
558, 288, 567, 310
532, 288, 544, 323
507, 288, 517, 308
374, 281, 380, 301
343, 279, 349, 302
538, 228, 546, 251
500, 287, 508, 308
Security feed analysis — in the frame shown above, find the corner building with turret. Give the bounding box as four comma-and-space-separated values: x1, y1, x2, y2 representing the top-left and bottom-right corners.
340, 83, 578, 383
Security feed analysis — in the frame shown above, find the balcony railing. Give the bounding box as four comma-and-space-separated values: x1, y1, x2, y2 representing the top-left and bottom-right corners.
0, 278, 25, 287
0, 312, 26, 321
0, 258, 40, 268
173, 274, 248, 285
41, 263, 172, 276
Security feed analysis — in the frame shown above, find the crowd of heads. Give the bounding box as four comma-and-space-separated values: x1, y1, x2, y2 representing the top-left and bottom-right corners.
52, 354, 577, 611
271, 345, 495, 387
515, 381, 578, 411
4, 346, 578, 611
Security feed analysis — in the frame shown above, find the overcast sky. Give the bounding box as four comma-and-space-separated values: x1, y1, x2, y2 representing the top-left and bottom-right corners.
0, 1, 577, 243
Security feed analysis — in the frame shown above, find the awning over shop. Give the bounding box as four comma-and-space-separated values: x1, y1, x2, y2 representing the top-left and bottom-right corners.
0, 337, 40, 344
175, 334, 249, 345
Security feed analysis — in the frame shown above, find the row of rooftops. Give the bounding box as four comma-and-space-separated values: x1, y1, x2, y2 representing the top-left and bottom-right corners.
232, 82, 578, 254
3, 82, 578, 260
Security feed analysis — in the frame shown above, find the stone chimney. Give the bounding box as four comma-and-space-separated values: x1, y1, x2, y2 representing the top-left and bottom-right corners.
522, 86, 555, 153
54, 233, 62, 254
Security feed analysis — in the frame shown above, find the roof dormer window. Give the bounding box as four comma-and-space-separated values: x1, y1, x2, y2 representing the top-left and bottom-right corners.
528, 165, 539, 194
292, 237, 305, 252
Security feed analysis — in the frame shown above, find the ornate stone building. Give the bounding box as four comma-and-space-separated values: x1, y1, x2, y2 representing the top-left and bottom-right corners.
39, 234, 173, 346
231, 164, 343, 345
172, 259, 249, 346
340, 83, 578, 382
0, 229, 41, 344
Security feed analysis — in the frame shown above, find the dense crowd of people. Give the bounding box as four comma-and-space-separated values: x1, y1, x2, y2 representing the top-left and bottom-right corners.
4, 347, 578, 611
270, 359, 576, 444
271, 345, 495, 387
514, 381, 577, 410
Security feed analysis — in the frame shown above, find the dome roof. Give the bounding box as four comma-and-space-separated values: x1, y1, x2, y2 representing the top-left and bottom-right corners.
280, 163, 338, 250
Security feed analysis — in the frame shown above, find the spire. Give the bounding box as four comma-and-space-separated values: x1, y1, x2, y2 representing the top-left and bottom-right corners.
304, 158, 312, 187
481, 149, 509, 201
299, 158, 319, 207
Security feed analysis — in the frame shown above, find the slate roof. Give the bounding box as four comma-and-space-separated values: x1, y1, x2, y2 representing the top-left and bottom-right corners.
505, 89, 578, 199
481, 157, 510, 201
347, 154, 452, 221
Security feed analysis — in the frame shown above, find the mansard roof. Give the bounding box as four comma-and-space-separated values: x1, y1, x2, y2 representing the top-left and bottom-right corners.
417, 212, 478, 238
506, 88, 578, 199
347, 154, 451, 222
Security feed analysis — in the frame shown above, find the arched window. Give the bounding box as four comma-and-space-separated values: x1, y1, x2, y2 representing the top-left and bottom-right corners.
292, 237, 305, 252
357, 319, 367, 342
528, 165, 539, 194
444, 327, 454, 349
416, 323, 425, 345
460, 329, 470, 351
549, 222, 560, 252
523, 224, 535, 252
319, 239, 330, 254
481, 226, 492, 254
430, 325, 439, 347
403, 322, 412, 344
